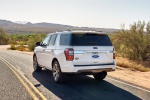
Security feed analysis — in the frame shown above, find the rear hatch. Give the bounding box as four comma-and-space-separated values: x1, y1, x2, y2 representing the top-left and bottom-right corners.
71, 33, 114, 66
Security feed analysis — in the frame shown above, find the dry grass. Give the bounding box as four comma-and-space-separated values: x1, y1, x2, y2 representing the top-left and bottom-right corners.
116, 57, 150, 72
16, 45, 29, 51
9, 45, 29, 51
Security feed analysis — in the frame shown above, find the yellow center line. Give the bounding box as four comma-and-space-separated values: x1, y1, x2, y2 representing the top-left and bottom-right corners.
0, 57, 47, 100
0, 57, 39, 100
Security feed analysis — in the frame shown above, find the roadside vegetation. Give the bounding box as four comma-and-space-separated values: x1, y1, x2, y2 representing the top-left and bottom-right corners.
110, 21, 150, 71
8, 33, 46, 51
27, 33, 46, 51
0, 28, 9, 45
116, 57, 150, 72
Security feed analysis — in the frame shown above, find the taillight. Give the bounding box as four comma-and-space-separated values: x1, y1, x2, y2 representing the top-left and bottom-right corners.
113, 53, 115, 59
64, 48, 74, 61
113, 48, 115, 59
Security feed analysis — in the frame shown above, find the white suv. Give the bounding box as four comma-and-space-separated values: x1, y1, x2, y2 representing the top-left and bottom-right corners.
33, 31, 116, 83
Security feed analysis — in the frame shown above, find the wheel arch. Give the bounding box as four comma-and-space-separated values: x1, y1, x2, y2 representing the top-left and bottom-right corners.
51, 58, 64, 72
33, 53, 36, 58
52, 58, 59, 67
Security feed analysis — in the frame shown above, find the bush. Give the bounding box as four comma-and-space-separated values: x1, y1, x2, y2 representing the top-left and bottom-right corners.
18, 41, 25, 46
110, 21, 150, 61
0, 28, 9, 45
9, 44, 16, 50
16, 45, 28, 51
27, 33, 46, 51
8, 40, 17, 45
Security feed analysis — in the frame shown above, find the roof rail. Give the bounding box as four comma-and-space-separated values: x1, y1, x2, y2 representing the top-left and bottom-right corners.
57, 30, 61, 32
67, 29, 71, 31
96, 30, 102, 32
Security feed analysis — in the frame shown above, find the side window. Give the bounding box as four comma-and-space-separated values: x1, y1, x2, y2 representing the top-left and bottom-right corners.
60, 34, 71, 45
49, 34, 57, 45
41, 35, 51, 46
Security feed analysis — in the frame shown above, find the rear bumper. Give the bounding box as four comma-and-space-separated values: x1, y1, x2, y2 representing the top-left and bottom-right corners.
77, 68, 115, 74
61, 63, 116, 73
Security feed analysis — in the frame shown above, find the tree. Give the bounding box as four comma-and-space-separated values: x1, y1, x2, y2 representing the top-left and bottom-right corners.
27, 33, 46, 51
0, 28, 9, 45
110, 21, 150, 61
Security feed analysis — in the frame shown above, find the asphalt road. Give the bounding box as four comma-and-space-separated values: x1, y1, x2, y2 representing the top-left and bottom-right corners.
0, 50, 150, 100
0, 59, 32, 100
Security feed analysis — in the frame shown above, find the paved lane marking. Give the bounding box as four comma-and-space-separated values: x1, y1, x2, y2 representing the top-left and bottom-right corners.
107, 77, 150, 93
0, 57, 39, 100
0, 57, 47, 100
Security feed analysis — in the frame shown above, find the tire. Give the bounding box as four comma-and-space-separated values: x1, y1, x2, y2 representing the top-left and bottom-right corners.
52, 61, 63, 83
93, 71, 107, 80
33, 55, 42, 72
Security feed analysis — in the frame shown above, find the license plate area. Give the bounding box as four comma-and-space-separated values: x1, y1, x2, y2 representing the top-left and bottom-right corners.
91, 52, 99, 59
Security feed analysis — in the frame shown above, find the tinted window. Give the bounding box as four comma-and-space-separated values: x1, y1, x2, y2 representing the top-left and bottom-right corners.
49, 34, 57, 45
41, 36, 51, 46
60, 34, 71, 45
71, 33, 112, 46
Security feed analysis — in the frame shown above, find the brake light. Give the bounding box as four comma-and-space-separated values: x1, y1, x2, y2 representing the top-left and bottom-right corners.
64, 48, 74, 61
113, 48, 115, 59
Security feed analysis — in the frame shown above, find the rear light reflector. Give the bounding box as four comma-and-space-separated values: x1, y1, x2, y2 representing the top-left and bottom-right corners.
113, 53, 115, 59
113, 48, 115, 59
64, 48, 74, 61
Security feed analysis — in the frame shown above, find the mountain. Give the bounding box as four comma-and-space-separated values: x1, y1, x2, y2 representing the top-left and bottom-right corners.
0, 19, 118, 34
14, 21, 29, 24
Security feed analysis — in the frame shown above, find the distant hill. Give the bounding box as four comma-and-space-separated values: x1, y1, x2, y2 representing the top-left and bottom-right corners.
0, 19, 118, 34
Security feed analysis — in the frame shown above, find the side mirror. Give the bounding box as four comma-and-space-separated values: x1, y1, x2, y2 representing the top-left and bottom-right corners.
36, 42, 41, 46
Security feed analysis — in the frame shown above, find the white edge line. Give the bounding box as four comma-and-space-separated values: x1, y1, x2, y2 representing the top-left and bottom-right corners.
107, 77, 150, 93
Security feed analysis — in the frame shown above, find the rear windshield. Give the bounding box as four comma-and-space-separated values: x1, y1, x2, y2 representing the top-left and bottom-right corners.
60, 33, 112, 46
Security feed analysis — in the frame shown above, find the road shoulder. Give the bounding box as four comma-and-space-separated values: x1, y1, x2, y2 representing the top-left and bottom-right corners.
108, 66, 150, 90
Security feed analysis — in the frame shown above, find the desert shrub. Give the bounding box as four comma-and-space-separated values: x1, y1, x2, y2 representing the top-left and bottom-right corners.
110, 21, 150, 61
16, 45, 28, 51
18, 41, 25, 46
0, 28, 9, 44
27, 33, 46, 51
9, 44, 16, 50
8, 40, 17, 45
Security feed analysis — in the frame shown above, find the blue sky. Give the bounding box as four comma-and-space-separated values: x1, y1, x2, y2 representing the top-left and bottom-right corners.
0, 0, 150, 29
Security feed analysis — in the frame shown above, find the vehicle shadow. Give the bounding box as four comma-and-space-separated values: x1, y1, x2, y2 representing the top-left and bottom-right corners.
32, 69, 141, 100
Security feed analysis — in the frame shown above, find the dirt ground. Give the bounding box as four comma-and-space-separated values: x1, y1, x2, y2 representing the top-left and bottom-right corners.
0, 45, 150, 89
0, 45, 10, 50
108, 66, 150, 89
